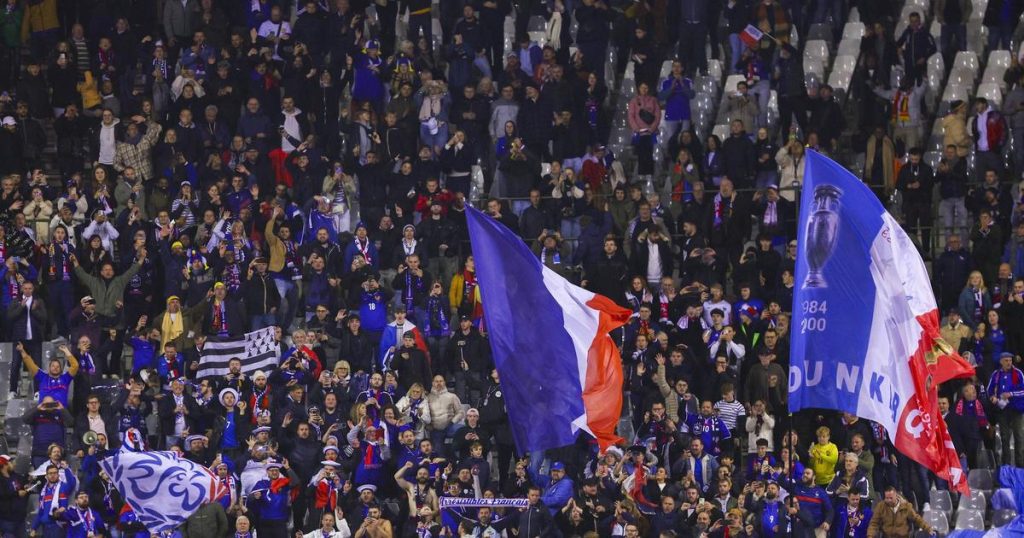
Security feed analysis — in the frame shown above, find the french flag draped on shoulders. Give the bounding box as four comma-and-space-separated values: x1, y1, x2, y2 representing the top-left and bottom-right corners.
466, 206, 631, 454
789, 151, 974, 493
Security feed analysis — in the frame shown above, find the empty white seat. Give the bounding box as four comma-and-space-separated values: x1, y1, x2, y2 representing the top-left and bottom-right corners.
954, 509, 985, 530
707, 59, 723, 81
970, 0, 988, 21
723, 74, 746, 94
833, 54, 857, 73
923, 511, 949, 535
977, 82, 1002, 106
954, 50, 980, 71
929, 490, 954, 516
804, 40, 830, 62
848, 6, 860, 22
804, 59, 826, 79
959, 491, 987, 512
968, 468, 995, 491
924, 150, 942, 169
838, 38, 861, 56
843, 21, 865, 39
712, 124, 729, 141
989, 49, 1012, 69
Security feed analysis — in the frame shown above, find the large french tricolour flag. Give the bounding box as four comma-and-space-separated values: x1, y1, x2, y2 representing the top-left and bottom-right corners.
466, 206, 631, 454
790, 151, 974, 493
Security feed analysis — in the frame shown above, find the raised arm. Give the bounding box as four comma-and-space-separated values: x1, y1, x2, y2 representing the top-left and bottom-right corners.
17, 342, 39, 376
60, 344, 80, 377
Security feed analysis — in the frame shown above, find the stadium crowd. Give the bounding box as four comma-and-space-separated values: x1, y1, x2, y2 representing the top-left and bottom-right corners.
0, 0, 1021, 536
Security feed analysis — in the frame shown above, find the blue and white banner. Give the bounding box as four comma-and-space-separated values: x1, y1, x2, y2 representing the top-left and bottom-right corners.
100, 449, 228, 532
789, 151, 973, 492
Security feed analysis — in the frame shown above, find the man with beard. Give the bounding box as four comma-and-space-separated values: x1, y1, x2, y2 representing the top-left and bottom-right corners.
394, 461, 439, 519
583, 236, 629, 304
774, 467, 833, 537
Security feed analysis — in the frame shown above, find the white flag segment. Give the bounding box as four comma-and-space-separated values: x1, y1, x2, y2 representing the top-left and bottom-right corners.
100, 449, 227, 533
859, 212, 926, 435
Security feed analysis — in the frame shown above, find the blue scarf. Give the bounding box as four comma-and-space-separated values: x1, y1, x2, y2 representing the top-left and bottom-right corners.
423, 297, 449, 336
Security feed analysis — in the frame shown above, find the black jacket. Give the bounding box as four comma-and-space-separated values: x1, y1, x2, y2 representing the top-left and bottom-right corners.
243, 271, 281, 316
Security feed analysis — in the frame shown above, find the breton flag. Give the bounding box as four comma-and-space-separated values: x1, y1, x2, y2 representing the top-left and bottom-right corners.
466, 206, 632, 454
740, 24, 764, 48
789, 151, 974, 493
100, 448, 228, 532
197, 326, 280, 378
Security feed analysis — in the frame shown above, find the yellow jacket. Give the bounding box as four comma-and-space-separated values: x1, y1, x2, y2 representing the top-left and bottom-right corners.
449, 270, 481, 314
265, 218, 285, 272
809, 442, 839, 485
20, 0, 57, 41
77, 71, 101, 110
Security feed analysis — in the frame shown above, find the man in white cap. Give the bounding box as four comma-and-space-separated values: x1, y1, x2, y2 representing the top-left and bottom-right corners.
249, 460, 298, 538
306, 460, 344, 529
184, 434, 212, 467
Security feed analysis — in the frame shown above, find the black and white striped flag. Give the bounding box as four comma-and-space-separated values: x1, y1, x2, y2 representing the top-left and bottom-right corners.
197, 327, 280, 378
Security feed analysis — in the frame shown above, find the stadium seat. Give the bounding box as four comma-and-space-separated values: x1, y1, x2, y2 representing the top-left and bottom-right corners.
723, 74, 746, 94
843, 22, 865, 39
968, 468, 995, 493
712, 124, 730, 141
707, 59, 723, 82
929, 490, 954, 516
838, 39, 861, 57
924, 150, 942, 169
959, 490, 987, 512
976, 82, 1003, 106
953, 51, 980, 72
954, 509, 985, 530
804, 40, 830, 63
942, 84, 972, 104
924, 510, 950, 535
993, 509, 1018, 527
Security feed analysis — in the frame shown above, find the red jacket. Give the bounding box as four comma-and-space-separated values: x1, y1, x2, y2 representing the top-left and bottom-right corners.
972, 108, 1007, 152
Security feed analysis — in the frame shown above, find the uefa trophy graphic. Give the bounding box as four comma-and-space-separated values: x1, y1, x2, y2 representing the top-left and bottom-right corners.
802, 184, 843, 289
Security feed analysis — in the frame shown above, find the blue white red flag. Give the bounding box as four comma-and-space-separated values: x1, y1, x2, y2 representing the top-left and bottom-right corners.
466, 206, 631, 454
100, 448, 228, 532
789, 151, 974, 493
740, 25, 764, 48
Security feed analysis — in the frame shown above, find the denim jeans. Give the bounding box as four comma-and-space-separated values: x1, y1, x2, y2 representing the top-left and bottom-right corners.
251, 313, 276, 331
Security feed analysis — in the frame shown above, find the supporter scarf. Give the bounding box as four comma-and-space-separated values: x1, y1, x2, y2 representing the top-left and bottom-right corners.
355, 237, 372, 265
7, 276, 20, 304
659, 293, 671, 321
0, 241, 5, 264
48, 240, 72, 281
161, 312, 184, 350
213, 301, 229, 336
75, 507, 95, 533
79, 352, 96, 375
284, 240, 302, 280
403, 270, 420, 310
223, 263, 241, 292
236, 533, 251, 538
461, 270, 476, 307
42, 481, 62, 515
540, 248, 560, 265
173, 393, 185, 424
424, 296, 449, 336
713, 193, 725, 228
402, 238, 417, 257
363, 443, 379, 467
764, 201, 777, 226
269, 476, 290, 494
892, 92, 910, 123
250, 387, 269, 423
955, 398, 988, 427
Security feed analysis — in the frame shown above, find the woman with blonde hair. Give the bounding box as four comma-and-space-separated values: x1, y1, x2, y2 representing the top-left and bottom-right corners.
958, 270, 992, 326
395, 382, 432, 440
